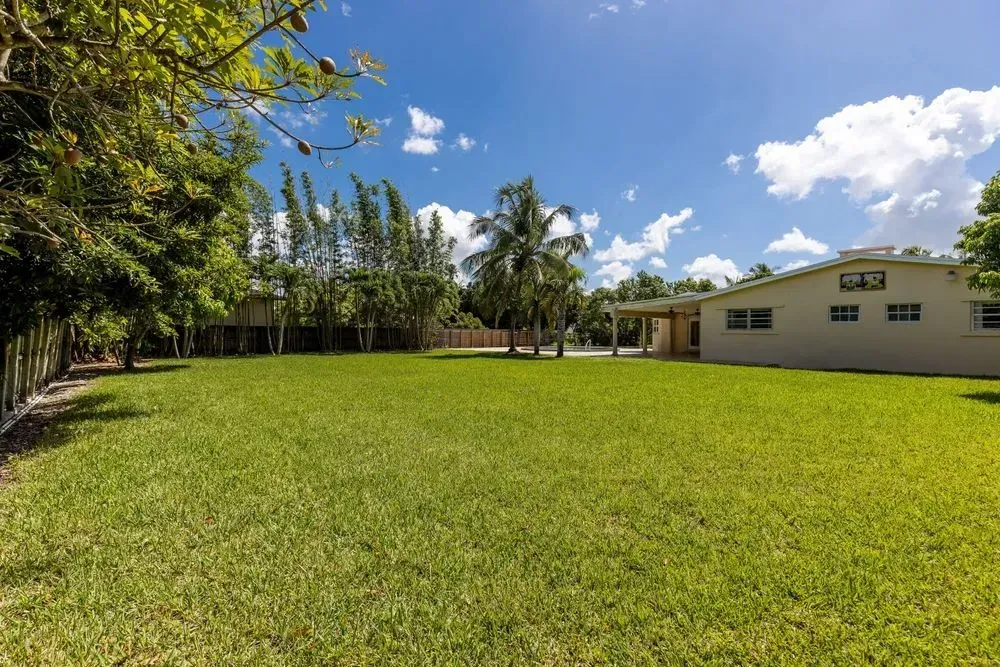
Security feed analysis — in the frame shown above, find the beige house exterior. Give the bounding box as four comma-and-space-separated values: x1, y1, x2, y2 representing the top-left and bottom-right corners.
604, 249, 1000, 377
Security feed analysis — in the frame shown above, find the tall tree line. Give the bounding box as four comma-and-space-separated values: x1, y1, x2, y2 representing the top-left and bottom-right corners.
261, 169, 459, 353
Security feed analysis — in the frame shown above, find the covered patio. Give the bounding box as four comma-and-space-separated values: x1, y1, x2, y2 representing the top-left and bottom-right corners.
601, 293, 705, 358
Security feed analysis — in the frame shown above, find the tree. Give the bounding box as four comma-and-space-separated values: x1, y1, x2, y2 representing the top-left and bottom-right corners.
670, 277, 717, 294
539, 262, 586, 357
901, 245, 934, 256
463, 176, 588, 354
956, 170, 1000, 297
0, 0, 384, 247
728, 262, 775, 285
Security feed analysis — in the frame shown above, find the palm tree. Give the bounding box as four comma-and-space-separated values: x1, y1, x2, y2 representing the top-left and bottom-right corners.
901, 245, 933, 256
728, 262, 775, 285
539, 262, 586, 358
463, 176, 588, 354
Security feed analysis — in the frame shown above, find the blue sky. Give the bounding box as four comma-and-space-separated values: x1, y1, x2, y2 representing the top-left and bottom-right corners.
251, 0, 1000, 287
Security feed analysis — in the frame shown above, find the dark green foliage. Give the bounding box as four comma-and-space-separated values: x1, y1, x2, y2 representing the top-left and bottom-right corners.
956, 171, 1000, 297
574, 271, 718, 346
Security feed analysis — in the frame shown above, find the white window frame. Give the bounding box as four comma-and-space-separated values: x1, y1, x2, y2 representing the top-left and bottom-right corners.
972, 301, 1000, 331
829, 305, 860, 323
652, 318, 660, 334
886, 303, 922, 323
726, 308, 772, 331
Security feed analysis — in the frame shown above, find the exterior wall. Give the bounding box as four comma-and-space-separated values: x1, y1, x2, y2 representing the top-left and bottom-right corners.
652, 318, 668, 354
700, 259, 1000, 376
651, 309, 700, 355
220, 296, 275, 327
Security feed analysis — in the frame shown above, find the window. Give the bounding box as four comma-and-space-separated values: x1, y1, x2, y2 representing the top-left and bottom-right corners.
652, 319, 660, 334
840, 271, 886, 291
726, 308, 772, 330
829, 305, 860, 322
887, 303, 921, 322
972, 302, 1000, 330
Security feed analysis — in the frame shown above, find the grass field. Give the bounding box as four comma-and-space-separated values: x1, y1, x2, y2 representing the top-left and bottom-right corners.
1, 352, 999, 664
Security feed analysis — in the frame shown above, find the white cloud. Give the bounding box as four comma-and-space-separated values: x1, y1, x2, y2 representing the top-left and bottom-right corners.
777, 259, 811, 273
632, 0, 647, 7
764, 227, 830, 255
548, 210, 576, 238
594, 208, 694, 262
402, 136, 441, 155
596, 261, 632, 286
683, 254, 740, 285
415, 203, 484, 270
403, 106, 445, 155
453, 133, 476, 151
374, 116, 393, 126
543, 207, 591, 256
483, 142, 490, 153
689, 225, 702, 232
754, 86, 1000, 248
430, 166, 440, 173
341, 1, 351, 16
407, 106, 445, 136
723, 153, 745, 174
601, 3, 620, 12
649, 256, 667, 268
621, 184, 639, 202
865, 193, 899, 217
579, 209, 601, 231
908, 189, 941, 216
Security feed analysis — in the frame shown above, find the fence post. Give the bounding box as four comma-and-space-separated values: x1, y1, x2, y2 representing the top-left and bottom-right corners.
38, 319, 53, 385
59, 322, 73, 374
0, 340, 8, 423
6, 336, 21, 414
18, 327, 36, 404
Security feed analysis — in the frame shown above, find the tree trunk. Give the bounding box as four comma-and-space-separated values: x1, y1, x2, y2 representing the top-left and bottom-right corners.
533, 308, 541, 356
172, 335, 181, 359
557, 305, 566, 358
507, 312, 518, 354
124, 334, 141, 371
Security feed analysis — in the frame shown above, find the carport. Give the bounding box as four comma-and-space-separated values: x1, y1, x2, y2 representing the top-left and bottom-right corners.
601, 293, 705, 357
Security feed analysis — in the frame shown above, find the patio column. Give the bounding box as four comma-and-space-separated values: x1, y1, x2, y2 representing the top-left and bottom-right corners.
641, 318, 647, 354
611, 308, 619, 357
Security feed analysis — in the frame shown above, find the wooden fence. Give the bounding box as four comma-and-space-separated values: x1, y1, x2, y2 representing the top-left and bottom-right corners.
1, 319, 72, 429
435, 328, 539, 349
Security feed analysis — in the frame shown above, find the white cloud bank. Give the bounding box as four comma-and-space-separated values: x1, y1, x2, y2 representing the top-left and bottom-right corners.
452, 133, 476, 151
415, 203, 484, 270
579, 209, 601, 231
596, 260, 632, 286
682, 254, 739, 285
764, 227, 830, 255
649, 256, 667, 269
594, 208, 694, 263
755, 86, 1000, 249
777, 259, 811, 273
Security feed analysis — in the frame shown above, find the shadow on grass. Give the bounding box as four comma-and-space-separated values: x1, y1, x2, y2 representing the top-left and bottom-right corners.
803, 366, 1000, 382
76, 362, 191, 379
960, 391, 1000, 405
423, 351, 557, 361
1, 367, 155, 484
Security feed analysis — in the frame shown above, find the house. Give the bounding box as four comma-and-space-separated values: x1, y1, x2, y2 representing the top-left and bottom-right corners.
603, 247, 1000, 377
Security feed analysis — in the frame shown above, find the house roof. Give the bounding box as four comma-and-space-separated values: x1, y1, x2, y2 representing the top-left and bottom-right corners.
602, 253, 967, 314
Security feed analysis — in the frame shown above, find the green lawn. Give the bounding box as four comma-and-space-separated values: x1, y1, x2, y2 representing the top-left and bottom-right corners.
2, 353, 999, 664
